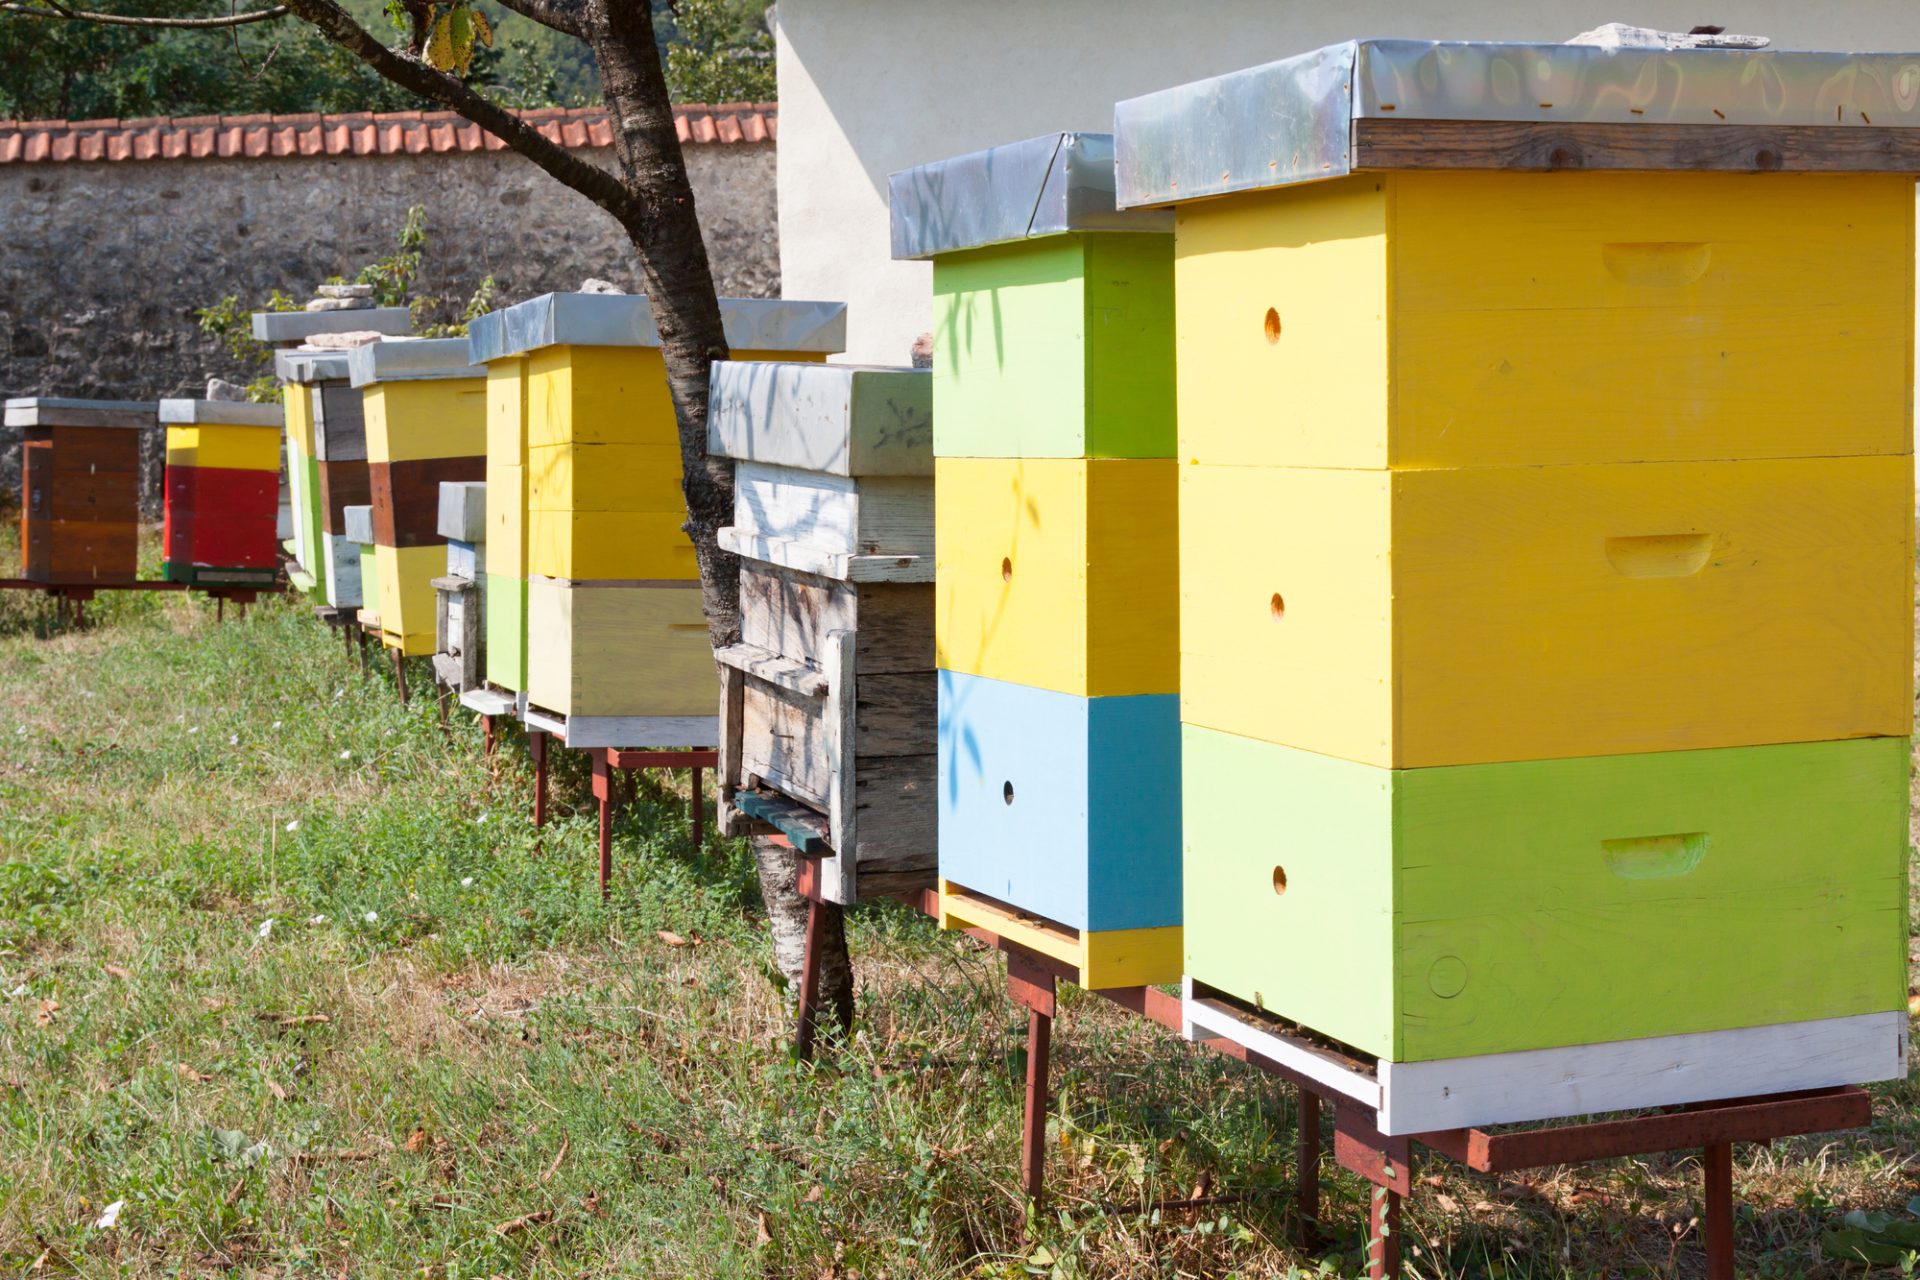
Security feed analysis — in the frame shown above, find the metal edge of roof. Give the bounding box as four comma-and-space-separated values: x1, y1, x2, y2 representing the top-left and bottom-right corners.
249, 306, 412, 343
887, 131, 1172, 260
3, 396, 155, 427
466, 293, 848, 363
706, 360, 932, 470
1114, 38, 1920, 207
346, 337, 487, 387
273, 349, 352, 384
157, 399, 284, 426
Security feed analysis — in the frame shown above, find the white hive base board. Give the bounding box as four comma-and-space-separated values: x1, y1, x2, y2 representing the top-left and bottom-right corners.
522, 705, 718, 750
322, 534, 363, 608
1182, 979, 1907, 1136
459, 686, 518, 717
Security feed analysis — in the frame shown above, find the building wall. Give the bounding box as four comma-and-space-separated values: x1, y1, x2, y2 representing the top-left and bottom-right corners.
0, 139, 776, 510
775, 1, 1920, 364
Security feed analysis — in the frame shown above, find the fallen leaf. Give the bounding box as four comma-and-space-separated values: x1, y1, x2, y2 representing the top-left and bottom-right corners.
34, 999, 57, 1027
104, 965, 131, 980
657, 931, 688, 947
1435, 1193, 1461, 1214
261, 1013, 330, 1027
493, 1210, 553, 1237
1908, 992, 1919, 1016
265, 1078, 287, 1101
176, 1063, 213, 1083
404, 1128, 428, 1154
755, 1212, 773, 1247
805, 1184, 823, 1203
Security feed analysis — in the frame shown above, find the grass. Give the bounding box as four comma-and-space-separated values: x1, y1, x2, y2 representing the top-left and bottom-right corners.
2, 527, 1919, 1278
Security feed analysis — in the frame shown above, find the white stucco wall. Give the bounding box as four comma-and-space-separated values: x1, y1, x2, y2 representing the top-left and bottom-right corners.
775, 1, 1920, 364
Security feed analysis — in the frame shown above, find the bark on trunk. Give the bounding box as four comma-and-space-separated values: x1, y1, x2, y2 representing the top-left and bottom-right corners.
585, 0, 852, 1032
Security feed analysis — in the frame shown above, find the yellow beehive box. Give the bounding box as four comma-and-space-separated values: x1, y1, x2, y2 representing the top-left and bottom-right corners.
935, 456, 1178, 698
524, 576, 714, 719
350, 339, 488, 655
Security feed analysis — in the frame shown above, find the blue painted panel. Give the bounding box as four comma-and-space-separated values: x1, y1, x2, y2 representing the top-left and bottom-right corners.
938, 669, 1180, 932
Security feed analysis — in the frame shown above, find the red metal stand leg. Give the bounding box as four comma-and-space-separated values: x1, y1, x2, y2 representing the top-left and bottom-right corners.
1368, 1185, 1401, 1279
73, 597, 85, 628
1023, 1004, 1053, 1214
1294, 1085, 1322, 1246
690, 765, 704, 846
216, 596, 225, 624
594, 750, 614, 898
482, 714, 497, 757
344, 621, 354, 662
530, 730, 548, 829
1704, 1142, 1734, 1280
357, 630, 369, 674
794, 894, 827, 1061
392, 650, 409, 704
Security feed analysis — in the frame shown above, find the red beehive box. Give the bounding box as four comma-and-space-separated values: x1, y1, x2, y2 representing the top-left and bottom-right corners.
159, 398, 284, 587
6, 398, 152, 584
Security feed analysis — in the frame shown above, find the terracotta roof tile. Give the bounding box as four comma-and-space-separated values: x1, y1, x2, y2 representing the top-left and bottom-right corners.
0, 103, 773, 165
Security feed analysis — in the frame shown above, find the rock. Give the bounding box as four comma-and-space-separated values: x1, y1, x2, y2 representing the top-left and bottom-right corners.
305, 297, 376, 312
206, 377, 249, 401
316, 283, 376, 299
580, 277, 627, 295
910, 332, 934, 370
305, 330, 389, 349
1565, 23, 1769, 49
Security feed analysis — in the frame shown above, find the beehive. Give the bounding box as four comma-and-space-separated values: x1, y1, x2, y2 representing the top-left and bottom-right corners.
157, 397, 282, 588
343, 503, 380, 626
6, 398, 151, 584
347, 339, 487, 656
465, 292, 847, 749
254, 307, 408, 594
889, 132, 1182, 988
708, 359, 936, 903
1113, 37, 1916, 1131
432, 480, 487, 694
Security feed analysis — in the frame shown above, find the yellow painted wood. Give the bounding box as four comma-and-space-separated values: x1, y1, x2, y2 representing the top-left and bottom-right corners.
485, 462, 526, 579
525, 577, 714, 717
1181, 455, 1914, 768
935, 457, 1178, 697
363, 380, 488, 463
937, 879, 1182, 988
527, 346, 826, 449
1174, 171, 1914, 470
485, 357, 528, 466
528, 442, 684, 513
164, 425, 280, 472
526, 509, 697, 581
374, 543, 445, 656
282, 384, 315, 456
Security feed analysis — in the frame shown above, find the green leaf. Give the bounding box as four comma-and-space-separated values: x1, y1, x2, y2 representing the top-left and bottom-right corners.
448, 5, 473, 75
1825, 1225, 1908, 1265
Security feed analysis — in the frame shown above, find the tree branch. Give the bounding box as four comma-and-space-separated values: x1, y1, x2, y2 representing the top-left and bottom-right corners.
0, 1, 288, 27
274, 0, 639, 224
489, 0, 584, 40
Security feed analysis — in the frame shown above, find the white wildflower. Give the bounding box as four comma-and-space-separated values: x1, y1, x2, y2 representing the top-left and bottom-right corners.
339, 750, 351, 760
285, 820, 300, 833
95, 1200, 124, 1230
271, 720, 283, 730
460, 877, 474, 888
228, 735, 239, 747
256, 919, 274, 940
362, 911, 378, 924
187, 726, 200, 736
307, 915, 328, 925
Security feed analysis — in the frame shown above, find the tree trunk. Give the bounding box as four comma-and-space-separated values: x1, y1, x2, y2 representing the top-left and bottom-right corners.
585, 0, 853, 1034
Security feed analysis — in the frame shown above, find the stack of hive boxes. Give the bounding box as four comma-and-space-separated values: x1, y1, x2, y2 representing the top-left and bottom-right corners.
347, 338, 487, 657
1114, 38, 1915, 1133
253, 306, 409, 594
309, 365, 374, 610
474, 340, 530, 707
465, 292, 847, 749
890, 133, 1184, 989
432, 480, 488, 694
6, 398, 151, 584
158, 396, 282, 588
707, 359, 937, 903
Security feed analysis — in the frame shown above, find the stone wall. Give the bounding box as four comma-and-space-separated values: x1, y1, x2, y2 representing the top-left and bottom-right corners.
0, 131, 778, 511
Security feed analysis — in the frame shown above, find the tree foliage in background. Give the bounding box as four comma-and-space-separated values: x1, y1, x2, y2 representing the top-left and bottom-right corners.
662, 0, 772, 103
0, 0, 770, 119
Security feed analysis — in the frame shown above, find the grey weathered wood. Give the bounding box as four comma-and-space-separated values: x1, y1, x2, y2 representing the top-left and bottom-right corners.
4, 398, 153, 429
717, 661, 749, 836
437, 481, 489, 544
708, 361, 932, 477
732, 462, 932, 561
739, 561, 932, 675
1351, 117, 1920, 174
445, 540, 485, 581
718, 526, 932, 583
342, 504, 376, 546
311, 385, 367, 462
158, 399, 282, 426
715, 641, 830, 697
823, 628, 859, 902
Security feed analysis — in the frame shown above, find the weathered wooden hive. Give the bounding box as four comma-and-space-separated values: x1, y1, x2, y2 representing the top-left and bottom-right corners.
1113, 37, 1917, 1133
432, 480, 487, 694
347, 338, 487, 656
708, 359, 936, 903
343, 504, 380, 631
6, 398, 152, 584
889, 132, 1182, 988
464, 292, 847, 749
254, 305, 409, 595
157, 397, 282, 588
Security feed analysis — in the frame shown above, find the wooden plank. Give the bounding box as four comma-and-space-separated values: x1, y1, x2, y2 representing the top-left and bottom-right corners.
718, 526, 931, 583
823, 628, 858, 903
310, 384, 368, 462
525, 577, 714, 719
484, 462, 525, 579
527, 440, 682, 513
1182, 979, 1384, 1112
740, 560, 932, 673
733, 788, 832, 854
1353, 117, 1920, 175
732, 462, 933, 561
717, 660, 747, 831
484, 358, 528, 466
1380, 1012, 1905, 1138
715, 641, 829, 697
939, 880, 1182, 989
370, 458, 485, 549
936, 456, 1178, 696
527, 507, 697, 581
361, 379, 487, 463
521, 706, 717, 750
315, 460, 371, 533
1180, 456, 1913, 769
847, 753, 935, 870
